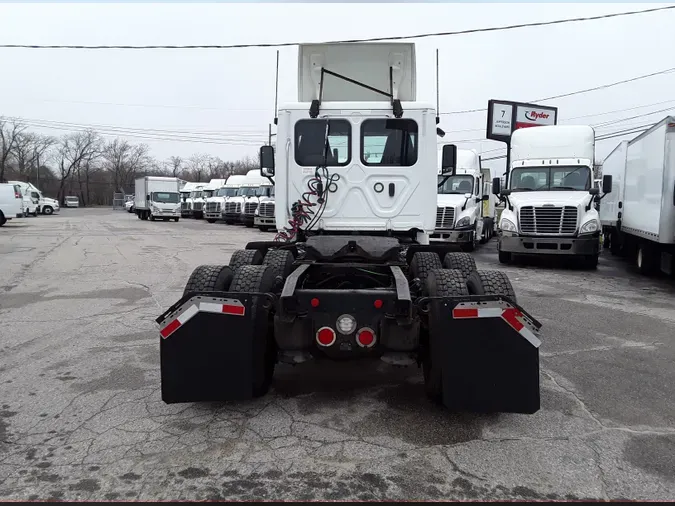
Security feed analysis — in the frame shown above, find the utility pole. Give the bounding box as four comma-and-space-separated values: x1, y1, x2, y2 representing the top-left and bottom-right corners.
268, 123, 272, 146
36, 151, 40, 188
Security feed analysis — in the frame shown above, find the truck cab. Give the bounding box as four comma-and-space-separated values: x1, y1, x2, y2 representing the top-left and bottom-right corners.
134, 176, 182, 221
431, 148, 493, 250
254, 182, 276, 231
202, 178, 228, 223
223, 170, 264, 226
495, 125, 602, 268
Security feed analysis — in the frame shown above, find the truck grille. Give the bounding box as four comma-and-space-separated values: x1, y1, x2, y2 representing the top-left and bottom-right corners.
244, 202, 258, 215
259, 202, 275, 217
181, 202, 189, 211
436, 207, 455, 229
225, 202, 240, 214
205, 202, 220, 213
519, 206, 578, 235
193, 202, 203, 211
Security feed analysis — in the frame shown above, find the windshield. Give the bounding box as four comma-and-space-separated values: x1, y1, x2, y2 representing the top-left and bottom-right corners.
238, 186, 260, 197
189, 191, 203, 198
438, 175, 474, 195
152, 192, 179, 203
66, 196, 78, 202
216, 188, 238, 197
203, 190, 214, 198
510, 166, 591, 192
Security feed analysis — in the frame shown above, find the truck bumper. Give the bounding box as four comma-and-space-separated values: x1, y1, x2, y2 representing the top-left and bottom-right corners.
430, 229, 474, 244
241, 214, 255, 226
204, 212, 221, 220
181, 210, 193, 218
222, 213, 241, 223
499, 233, 600, 256
254, 216, 276, 227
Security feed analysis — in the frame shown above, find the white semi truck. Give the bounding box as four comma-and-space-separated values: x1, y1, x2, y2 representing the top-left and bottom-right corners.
431, 148, 495, 250
204, 177, 239, 223
222, 170, 265, 225
600, 117, 675, 275
134, 176, 181, 221
254, 183, 276, 232
158, 42, 541, 415
493, 125, 609, 269
180, 182, 200, 218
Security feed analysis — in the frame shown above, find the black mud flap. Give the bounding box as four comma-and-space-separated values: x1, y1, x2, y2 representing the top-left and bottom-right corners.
428, 296, 541, 414
156, 292, 270, 404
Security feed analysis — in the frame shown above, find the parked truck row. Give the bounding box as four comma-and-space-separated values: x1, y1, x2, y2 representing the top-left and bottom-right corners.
0, 180, 61, 226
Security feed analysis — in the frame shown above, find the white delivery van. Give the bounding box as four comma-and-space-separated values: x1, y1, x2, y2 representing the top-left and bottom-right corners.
8, 180, 41, 217
204, 175, 246, 223
431, 148, 494, 250
64, 196, 80, 208
494, 125, 609, 269
134, 176, 181, 222
600, 117, 675, 275
0, 183, 25, 226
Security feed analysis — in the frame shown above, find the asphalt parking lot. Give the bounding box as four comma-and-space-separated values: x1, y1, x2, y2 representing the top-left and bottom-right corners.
1, 208, 674, 500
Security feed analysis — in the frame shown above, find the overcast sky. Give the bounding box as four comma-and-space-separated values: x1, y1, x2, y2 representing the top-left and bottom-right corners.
1, 2, 674, 175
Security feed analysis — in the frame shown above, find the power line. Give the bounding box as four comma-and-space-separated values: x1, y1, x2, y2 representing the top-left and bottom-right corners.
441, 67, 675, 115
1, 5, 673, 50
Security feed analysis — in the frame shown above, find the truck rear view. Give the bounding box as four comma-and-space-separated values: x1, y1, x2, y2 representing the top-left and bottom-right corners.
157, 42, 542, 415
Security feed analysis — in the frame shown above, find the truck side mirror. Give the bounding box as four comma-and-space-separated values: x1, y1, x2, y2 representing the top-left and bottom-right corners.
146, 194, 150, 201
602, 174, 612, 194
259, 145, 275, 177
589, 188, 599, 196
482, 194, 490, 201
440, 144, 456, 175
491, 177, 501, 195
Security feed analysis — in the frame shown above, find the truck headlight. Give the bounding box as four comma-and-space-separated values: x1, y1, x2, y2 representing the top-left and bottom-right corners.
455, 216, 471, 228
500, 218, 517, 232
580, 219, 599, 234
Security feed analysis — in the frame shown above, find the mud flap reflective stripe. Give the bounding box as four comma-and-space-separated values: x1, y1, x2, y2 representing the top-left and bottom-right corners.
429, 296, 541, 414
452, 302, 541, 348
159, 298, 246, 339
157, 294, 263, 404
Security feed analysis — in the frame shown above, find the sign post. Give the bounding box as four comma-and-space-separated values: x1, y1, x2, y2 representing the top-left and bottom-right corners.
486, 100, 558, 183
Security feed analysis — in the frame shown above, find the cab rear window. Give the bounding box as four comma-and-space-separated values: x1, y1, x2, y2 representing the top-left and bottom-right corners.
361, 119, 418, 166
294, 119, 351, 167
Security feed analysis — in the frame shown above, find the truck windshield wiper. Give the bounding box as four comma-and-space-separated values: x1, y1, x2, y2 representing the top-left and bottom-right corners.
552, 186, 579, 190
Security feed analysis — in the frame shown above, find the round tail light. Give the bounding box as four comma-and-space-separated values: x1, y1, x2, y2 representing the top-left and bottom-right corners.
316, 327, 336, 347
356, 327, 376, 348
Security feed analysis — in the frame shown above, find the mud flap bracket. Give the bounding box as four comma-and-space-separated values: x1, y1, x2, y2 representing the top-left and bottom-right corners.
428, 296, 541, 414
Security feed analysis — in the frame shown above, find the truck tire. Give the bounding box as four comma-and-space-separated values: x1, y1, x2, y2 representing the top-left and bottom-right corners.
0, 211, 5, 226
409, 252, 442, 289
498, 250, 511, 264
258, 226, 269, 232
466, 270, 517, 303
582, 255, 598, 270
183, 265, 234, 297
262, 249, 294, 281
42, 206, 54, 215
423, 269, 469, 402
229, 249, 264, 272
174, 218, 179, 222
229, 265, 277, 397
636, 243, 657, 275
207, 219, 216, 224
442, 252, 477, 279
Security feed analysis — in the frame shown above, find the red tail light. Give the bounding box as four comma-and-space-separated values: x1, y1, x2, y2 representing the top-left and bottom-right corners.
15, 191, 21, 199
356, 328, 376, 348
316, 327, 336, 347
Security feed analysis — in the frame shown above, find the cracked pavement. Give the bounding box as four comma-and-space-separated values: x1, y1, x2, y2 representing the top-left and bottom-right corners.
1, 208, 674, 500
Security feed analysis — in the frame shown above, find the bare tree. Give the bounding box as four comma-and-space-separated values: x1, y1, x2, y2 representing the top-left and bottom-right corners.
0, 117, 27, 182
103, 139, 151, 193
168, 156, 183, 177
187, 153, 209, 182
10, 132, 56, 182
55, 130, 102, 203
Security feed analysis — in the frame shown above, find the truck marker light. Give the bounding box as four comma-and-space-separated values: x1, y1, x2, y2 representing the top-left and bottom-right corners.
316, 327, 336, 347
356, 328, 376, 348
311, 298, 320, 308
374, 299, 383, 309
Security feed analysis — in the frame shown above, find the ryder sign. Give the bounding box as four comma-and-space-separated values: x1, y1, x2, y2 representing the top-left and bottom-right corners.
486, 99, 558, 143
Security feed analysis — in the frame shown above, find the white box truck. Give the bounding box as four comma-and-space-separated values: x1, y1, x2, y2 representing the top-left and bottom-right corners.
600, 117, 675, 275
431, 148, 495, 250
493, 125, 610, 269
134, 176, 181, 222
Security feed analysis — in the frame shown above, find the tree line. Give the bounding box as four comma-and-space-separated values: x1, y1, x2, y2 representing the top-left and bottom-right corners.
0, 117, 260, 206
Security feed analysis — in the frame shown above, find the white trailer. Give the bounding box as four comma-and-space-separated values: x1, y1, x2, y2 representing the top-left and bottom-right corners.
134, 176, 181, 222
494, 124, 610, 269
600, 117, 675, 275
